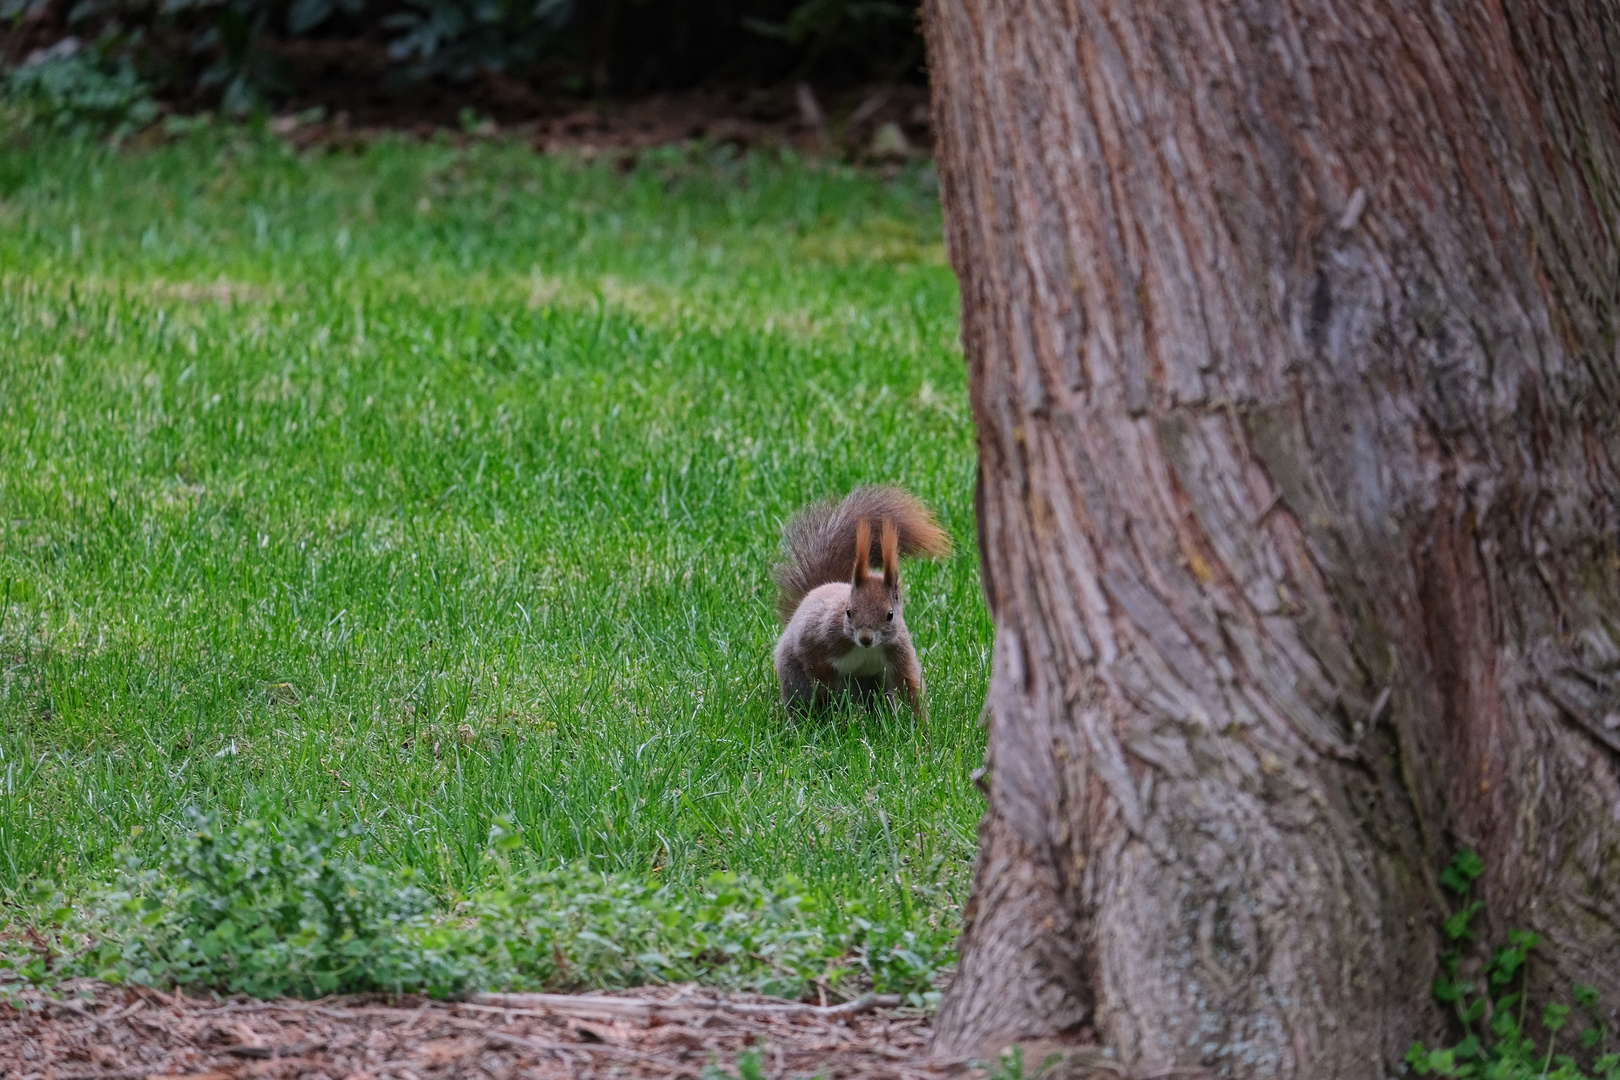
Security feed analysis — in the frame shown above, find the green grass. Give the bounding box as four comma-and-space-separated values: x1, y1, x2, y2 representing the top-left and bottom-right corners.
0, 130, 986, 957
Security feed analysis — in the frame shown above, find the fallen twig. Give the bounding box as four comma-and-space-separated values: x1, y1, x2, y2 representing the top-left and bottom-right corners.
225, 1038, 327, 1059
463, 993, 661, 1022
720, 992, 904, 1019
478, 1027, 704, 1076
466, 990, 902, 1023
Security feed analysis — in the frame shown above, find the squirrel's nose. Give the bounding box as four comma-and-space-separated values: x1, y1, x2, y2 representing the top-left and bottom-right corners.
859, 632, 873, 646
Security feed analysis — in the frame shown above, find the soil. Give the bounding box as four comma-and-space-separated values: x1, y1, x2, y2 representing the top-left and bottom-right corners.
254, 80, 934, 165
1, 981, 998, 1080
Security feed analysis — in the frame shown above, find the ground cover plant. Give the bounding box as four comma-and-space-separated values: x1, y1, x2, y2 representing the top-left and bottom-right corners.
0, 127, 984, 999
1403, 852, 1619, 1080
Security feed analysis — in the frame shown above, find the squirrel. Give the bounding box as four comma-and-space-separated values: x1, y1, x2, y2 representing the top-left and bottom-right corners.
770, 486, 952, 716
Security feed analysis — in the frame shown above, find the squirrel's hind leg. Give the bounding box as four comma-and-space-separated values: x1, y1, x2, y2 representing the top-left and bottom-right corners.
777, 655, 825, 715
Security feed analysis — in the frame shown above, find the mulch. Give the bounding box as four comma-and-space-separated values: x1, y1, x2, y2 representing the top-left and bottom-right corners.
1, 982, 981, 1080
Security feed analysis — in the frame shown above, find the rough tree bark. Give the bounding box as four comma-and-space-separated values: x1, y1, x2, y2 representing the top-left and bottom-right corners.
924, 1, 1620, 1075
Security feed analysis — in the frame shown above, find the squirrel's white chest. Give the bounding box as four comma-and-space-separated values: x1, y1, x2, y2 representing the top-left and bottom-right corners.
833, 646, 887, 678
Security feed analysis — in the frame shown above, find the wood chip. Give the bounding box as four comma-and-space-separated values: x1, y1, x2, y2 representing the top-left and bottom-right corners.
225, 1038, 327, 1058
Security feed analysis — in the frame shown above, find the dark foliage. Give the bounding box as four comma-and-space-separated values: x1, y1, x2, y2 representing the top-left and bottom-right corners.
1, 0, 923, 120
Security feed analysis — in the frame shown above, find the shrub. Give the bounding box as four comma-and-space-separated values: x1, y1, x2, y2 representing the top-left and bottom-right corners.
383, 0, 574, 82
40, 807, 475, 998
3, 0, 924, 117
1, 804, 953, 1004
1, 39, 158, 136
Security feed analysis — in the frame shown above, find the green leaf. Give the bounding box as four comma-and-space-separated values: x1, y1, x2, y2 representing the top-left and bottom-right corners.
1507, 928, 1541, 950
1426, 1048, 1457, 1076
1544, 1002, 1571, 1033
1440, 850, 1485, 895
1443, 901, 1485, 942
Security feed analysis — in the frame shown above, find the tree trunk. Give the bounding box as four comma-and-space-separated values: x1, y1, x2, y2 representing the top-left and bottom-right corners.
924, 1, 1620, 1074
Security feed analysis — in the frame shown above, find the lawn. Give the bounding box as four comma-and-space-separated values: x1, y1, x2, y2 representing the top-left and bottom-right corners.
0, 129, 987, 995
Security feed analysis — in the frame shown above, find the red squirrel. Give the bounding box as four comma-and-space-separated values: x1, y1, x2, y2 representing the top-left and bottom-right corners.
770, 486, 952, 716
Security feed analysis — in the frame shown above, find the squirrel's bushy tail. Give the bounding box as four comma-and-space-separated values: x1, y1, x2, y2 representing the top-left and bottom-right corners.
771, 485, 952, 621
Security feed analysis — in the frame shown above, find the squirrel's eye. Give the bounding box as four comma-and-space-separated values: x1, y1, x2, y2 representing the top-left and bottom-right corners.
887, 611, 894, 621
846, 609, 852, 618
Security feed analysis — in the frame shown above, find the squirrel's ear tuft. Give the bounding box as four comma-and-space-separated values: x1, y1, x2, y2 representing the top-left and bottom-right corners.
882, 518, 899, 589
853, 518, 872, 588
